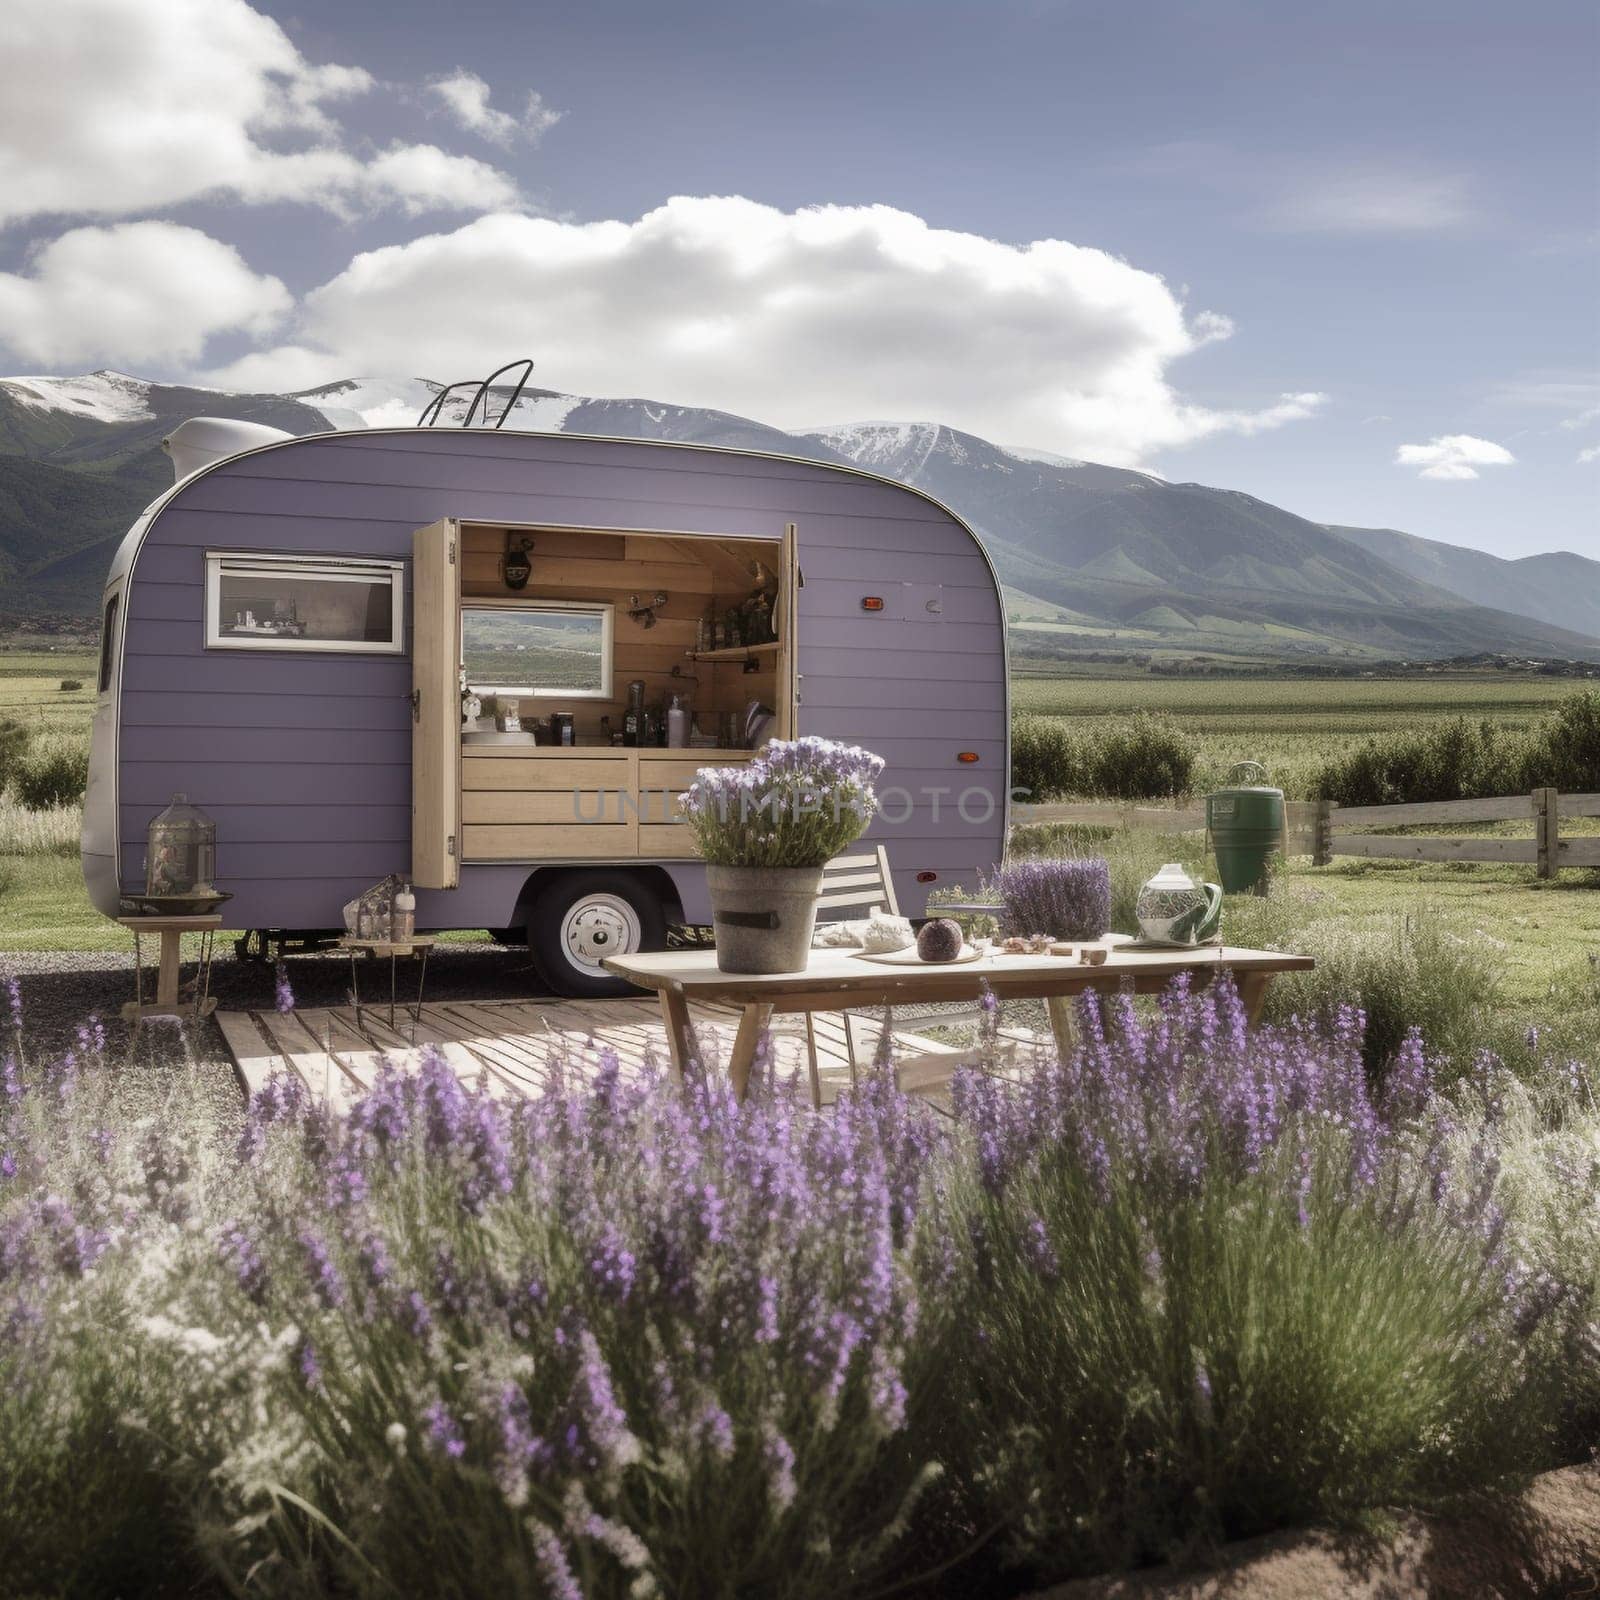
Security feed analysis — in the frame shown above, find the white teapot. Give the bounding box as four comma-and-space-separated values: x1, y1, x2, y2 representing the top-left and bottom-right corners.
1136, 862, 1223, 946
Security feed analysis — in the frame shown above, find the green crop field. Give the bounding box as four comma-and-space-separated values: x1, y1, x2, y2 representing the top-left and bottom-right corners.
0, 649, 99, 741
1013, 669, 1588, 797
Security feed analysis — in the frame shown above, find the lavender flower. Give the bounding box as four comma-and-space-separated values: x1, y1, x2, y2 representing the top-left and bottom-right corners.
274, 963, 295, 1015
992, 856, 1111, 941
422, 1398, 466, 1459
296, 1335, 325, 1392
298, 1228, 347, 1310
679, 737, 886, 868
761, 1421, 798, 1512
218, 1221, 268, 1304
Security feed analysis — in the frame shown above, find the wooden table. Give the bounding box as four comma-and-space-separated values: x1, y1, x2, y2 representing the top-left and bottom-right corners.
117, 914, 223, 1023
604, 938, 1316, 1099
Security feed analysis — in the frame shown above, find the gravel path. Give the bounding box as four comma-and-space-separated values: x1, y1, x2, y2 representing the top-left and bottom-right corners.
3, 940, 555, 1124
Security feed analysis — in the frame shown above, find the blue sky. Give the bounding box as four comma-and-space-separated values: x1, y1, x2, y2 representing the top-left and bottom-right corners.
1, 0, 1595, 559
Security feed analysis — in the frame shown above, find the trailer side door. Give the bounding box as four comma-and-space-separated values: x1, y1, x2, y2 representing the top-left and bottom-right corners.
412, 517, 460, 889
778, 520, 799, 739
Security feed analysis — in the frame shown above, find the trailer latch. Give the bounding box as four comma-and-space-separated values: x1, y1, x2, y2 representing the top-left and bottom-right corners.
410, 689, 421, 723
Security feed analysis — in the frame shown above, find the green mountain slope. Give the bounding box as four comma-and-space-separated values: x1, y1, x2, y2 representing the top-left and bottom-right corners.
1327, 523, 1600, 642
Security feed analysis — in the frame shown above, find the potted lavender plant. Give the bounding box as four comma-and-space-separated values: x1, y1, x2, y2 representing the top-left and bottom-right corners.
680, 737, 885, 972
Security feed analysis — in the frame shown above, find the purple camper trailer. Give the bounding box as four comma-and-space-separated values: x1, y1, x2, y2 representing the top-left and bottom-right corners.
83, 416, 1009, 994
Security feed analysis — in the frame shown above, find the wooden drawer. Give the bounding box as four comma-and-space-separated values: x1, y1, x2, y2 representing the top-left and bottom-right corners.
463, 790, 629, 825
462, 821, 637, 860
462, 754, 630, 792
637, 822, 698, 859
628, 785, 687, 824
636, 753, 750, 789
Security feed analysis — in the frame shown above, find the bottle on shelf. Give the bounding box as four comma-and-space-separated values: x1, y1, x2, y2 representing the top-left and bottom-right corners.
392, 882, 416, 943
666, 693, 689, 748
623, 679, 645, 747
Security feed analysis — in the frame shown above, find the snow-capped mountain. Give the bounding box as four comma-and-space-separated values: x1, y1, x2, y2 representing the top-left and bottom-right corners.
2, 368, 1597, 661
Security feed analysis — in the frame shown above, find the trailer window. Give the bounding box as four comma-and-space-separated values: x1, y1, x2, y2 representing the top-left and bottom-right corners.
97, 592, 119, 692
205, 553, 405, 653
462, 602, 613, 698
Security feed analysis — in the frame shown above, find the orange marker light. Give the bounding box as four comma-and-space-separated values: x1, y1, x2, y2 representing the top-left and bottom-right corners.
861, 595, 885, 611
957, 751, 980, 763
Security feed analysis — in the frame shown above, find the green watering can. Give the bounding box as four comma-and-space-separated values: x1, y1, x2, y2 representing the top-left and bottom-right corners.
1206, 760, 1286, 895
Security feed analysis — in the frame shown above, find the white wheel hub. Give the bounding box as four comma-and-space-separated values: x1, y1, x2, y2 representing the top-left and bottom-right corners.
558, 893, 642, 975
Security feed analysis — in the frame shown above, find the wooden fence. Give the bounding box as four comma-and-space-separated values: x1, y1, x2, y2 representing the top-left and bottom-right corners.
1011, 789, 1600, 879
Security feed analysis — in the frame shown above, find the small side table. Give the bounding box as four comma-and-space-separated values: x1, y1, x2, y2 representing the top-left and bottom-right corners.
118, 914, 223, 1023
338, 935, 436, 1038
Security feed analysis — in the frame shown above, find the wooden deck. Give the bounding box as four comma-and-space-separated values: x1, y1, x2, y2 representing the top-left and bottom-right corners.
214, 996, 974, 1112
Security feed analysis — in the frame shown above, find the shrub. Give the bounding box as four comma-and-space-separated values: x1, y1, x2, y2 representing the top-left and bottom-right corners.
1011, 712, 1196, 803
0, 717, 29, 795
928, 980, 1579, 1582
1086, 710, 1194, 800
1011, 713, 1085, 802
1524, 690, 1600, 793
991, 855, 1111, 939
1314, 692, 1600, 806
1, 982, 1594, 1596
1226, 901, 1503, 1080
15, 745, 90, 810
58, 679, 83, 692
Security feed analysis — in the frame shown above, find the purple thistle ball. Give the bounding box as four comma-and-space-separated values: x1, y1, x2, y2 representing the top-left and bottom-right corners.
994, 856, 1111, 941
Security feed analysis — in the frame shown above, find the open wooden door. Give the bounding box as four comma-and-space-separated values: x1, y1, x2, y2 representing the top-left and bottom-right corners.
412, 518, 460, 888
777, 521, 800, 739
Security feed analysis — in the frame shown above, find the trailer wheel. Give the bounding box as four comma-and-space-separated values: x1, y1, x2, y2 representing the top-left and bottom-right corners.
525, 871, 667, 998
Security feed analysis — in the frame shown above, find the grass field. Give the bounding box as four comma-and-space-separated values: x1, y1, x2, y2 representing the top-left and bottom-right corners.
1013, 669, 1587, 797
0, 648, 98, 742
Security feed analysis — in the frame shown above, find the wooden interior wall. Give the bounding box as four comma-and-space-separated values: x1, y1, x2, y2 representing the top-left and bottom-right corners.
459, 526, 779, 741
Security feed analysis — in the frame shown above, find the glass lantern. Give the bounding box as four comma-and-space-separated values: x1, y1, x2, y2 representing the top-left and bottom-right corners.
145, 794, 217, 897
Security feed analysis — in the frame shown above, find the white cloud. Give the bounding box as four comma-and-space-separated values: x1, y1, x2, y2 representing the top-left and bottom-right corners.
0, 0, 519, 223
0, 223, 290, 366
427, 70, 562, 146
201, 197, 1325, 466
1395, 434, 1516, 481
360, 145, 520, 217
1578, 444, 1600, 465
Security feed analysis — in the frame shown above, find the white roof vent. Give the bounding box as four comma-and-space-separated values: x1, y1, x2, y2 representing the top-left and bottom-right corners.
162, 416, 293, 482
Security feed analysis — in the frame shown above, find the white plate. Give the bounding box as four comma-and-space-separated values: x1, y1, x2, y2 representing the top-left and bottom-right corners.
849, 944, 987, 966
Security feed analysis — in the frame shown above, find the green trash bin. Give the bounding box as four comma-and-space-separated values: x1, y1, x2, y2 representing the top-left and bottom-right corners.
1206, 760, 1285, 895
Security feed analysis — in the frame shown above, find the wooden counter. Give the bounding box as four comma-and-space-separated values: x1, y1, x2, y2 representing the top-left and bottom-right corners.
460, 746, 751, 861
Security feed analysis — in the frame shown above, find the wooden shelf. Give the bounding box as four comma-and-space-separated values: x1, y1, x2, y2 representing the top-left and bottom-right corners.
685, 641, 780, 663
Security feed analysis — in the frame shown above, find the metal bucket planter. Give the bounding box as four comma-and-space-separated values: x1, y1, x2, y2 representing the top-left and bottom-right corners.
706, 863, 824, 974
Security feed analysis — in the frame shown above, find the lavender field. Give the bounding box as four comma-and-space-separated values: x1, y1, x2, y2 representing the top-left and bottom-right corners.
5, 968, 1598, 1598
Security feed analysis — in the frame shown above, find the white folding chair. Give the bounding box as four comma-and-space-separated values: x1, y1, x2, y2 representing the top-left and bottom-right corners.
809, 846, 1008, 1103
